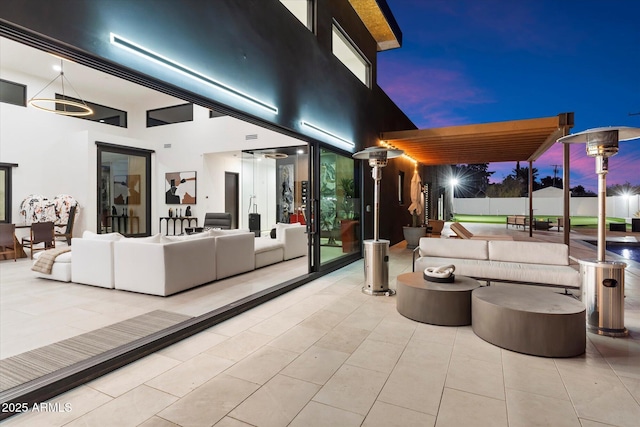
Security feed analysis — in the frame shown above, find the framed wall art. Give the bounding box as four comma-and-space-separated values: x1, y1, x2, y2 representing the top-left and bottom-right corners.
113, 174, 141, 205
165, 171, 197, 204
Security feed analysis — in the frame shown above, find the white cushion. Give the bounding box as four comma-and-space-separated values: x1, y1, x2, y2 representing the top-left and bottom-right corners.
275, 222, 300, 242
420, 238, 488, 260
488, 241, 569, 266
207, 228, 250, 237
82, 230, 124, 241
254, 237, 284, 254
162, 233, 208, 242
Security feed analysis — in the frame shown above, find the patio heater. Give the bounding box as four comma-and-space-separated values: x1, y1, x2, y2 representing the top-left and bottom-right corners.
558, 126, 640, 336
353, 147, 403, 296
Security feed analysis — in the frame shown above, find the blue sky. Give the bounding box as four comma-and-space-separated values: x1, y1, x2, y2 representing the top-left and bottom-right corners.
377, 0, 640, 191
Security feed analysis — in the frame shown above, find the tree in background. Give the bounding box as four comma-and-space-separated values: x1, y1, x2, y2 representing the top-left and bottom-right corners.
570, 185, 596, 197
451, 164, 494, 198
486, 176, 522, 197
606, 182, 640, 196
540, 175, 563, 189
509, 164, 539, 196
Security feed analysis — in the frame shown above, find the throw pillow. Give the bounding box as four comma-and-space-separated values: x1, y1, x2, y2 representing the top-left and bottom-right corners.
270, 228, 276, 239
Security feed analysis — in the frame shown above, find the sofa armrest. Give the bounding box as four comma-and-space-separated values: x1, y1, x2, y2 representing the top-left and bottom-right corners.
71, 237, 116, 288
281, 225, 307, 260
412, 246, 422, 272
215, 232, 255, 279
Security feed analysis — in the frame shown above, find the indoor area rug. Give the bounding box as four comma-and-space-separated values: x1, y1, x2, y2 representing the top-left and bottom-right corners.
0, 310, 191, 391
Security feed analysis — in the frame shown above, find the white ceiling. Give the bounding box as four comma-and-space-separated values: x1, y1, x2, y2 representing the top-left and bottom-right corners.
0, 36, 182, 109
0, 36, 307, 153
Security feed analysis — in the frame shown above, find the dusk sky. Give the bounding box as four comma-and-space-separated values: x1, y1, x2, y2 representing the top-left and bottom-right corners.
377, 0, 640, 192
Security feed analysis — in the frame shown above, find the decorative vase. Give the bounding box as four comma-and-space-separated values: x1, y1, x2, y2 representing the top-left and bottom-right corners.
185, 206, 192, 217
403, 226, 427, 250
169, 208, 174, 217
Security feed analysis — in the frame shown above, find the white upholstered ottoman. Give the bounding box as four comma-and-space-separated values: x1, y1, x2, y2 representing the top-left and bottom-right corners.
32, 250, 72, 282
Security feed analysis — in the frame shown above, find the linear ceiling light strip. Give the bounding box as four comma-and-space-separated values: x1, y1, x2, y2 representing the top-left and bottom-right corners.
300, 120, 354, 147
110, 33, 278, 115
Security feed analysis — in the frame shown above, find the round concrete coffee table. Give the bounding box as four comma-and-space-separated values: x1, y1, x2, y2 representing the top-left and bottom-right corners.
396, 272, 480, 326
472, 286, 586, 357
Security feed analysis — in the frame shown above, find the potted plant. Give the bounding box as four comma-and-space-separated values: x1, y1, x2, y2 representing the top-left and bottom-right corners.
403, 208, 426, 250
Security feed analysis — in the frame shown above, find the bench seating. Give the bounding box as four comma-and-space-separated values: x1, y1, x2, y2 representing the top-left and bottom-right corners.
506, 215, 528, 229
413, 238, 581, 293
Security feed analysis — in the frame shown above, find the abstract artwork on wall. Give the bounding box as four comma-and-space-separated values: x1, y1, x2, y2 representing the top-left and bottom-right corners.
165, 171, 197, 204
113, 175, 141, 205
277, 163, 294, 223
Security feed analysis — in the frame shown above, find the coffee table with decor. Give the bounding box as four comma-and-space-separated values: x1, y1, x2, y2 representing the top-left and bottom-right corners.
396, 272, 480, 326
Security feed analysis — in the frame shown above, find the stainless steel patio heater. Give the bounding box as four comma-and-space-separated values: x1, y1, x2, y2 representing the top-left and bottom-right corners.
558, 126, 640, 336
353, 147, 403, 296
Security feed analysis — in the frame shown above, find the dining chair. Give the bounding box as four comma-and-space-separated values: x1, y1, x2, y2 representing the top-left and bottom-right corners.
0, 223, 17, 261
55, 205, 77, 245
22, 221, 55, 259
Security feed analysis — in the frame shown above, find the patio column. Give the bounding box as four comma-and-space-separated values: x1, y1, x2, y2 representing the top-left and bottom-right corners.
528, 160, 533, 237
563, 142, 570, 246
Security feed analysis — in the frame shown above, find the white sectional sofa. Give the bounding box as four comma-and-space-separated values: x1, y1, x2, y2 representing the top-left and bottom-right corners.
413, 238, 581, 292
114, 233, 217, 296
209, 229, 256, 280
255, 223, 307, 268
71, 231, 123, 288
38, 223, 308, 296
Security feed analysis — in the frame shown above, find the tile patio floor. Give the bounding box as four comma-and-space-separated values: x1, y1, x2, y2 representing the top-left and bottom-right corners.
2, 223, 639, 426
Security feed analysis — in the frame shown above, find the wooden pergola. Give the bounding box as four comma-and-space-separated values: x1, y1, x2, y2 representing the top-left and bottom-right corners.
381, 113, 575, 242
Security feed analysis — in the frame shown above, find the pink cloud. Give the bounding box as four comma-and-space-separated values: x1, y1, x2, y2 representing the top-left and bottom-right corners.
378, 61, 491, 128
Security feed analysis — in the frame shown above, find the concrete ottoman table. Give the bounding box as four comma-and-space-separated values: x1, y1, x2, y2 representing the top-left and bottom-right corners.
397, 272, 480, 326
472, 286, 586, 357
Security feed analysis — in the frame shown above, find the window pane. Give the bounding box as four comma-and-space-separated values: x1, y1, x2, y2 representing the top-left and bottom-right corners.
332, 24, 370, 87
147, 103, 193, 127
280, 0, 311, 29
55, 94, 127, 127
0, 79, 26, 107
99, 150, 149, 236
320, 147, 359, 264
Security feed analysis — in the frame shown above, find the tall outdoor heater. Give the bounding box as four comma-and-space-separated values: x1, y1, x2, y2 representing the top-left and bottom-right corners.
558, 126, 640, 336
353, 147, 403, 295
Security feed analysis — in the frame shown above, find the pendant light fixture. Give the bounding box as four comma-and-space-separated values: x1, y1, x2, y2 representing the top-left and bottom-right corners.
28, 59, 94, 117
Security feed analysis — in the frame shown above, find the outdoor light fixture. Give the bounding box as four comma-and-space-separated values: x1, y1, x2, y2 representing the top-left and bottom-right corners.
28, 59, 94, 117
353, 146, 403, 295
558, 126, 640, 337
110, 33, 278, 115
300, 120, 354, 147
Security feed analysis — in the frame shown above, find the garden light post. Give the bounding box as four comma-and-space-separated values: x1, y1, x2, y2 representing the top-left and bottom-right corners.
558, 126, 640, 337
353, 147, 403, 295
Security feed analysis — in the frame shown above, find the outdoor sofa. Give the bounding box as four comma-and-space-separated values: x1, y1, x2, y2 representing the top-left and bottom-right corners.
413, 238, 581, 293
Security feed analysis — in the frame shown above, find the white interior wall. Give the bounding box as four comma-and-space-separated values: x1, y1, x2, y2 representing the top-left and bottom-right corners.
1, 65, 304, 236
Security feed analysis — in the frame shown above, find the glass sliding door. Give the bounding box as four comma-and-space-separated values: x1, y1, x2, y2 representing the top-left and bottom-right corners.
319, 147, 359, 265
97, 143, 152, 236
241, 146, 309, 236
